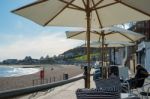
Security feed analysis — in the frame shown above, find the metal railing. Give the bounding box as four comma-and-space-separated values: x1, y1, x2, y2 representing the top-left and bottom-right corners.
0, 75, 85, 99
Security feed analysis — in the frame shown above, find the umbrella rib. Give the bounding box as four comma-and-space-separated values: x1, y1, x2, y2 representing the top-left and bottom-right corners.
59, 0, 85, 11
67, 31, 85, 38
67, 6, 85, 11
44, 0, 75, 26
82, 0, 86, 8
91, 0, 104, 10
12, 0, 48, 12
91, 0, 103, 28
91, 2, 118, 10
117, 32, 135, 42
120, 44, 126, 47
105, 32, 115, 36
114, 0, 150, 17
105, 31, 134, 42
92, 31, 102, 36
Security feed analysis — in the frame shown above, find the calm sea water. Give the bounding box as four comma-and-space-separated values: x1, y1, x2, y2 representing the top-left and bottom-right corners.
0, 66, 40, 77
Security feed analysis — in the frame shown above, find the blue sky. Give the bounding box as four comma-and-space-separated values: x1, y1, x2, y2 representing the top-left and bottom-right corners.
0, 0, 83, 61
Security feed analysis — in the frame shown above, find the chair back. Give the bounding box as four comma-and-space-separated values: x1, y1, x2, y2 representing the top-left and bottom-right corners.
108, 66, 119, 77
76, 77, 121, 99
119, 67, 129, 80
76, 88, 121, 99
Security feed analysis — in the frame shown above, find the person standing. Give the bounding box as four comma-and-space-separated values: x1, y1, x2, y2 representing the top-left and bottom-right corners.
40, 67, 45, 84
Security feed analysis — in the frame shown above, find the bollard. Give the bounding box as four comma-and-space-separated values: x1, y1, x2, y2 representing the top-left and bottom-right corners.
63, 73, 69, 80
32, 80, 34, 86
49, 77, 51, 83
53, 77, 55, 82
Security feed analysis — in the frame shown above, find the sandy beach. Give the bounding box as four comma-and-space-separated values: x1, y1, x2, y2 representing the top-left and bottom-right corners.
0, 65, 83, 92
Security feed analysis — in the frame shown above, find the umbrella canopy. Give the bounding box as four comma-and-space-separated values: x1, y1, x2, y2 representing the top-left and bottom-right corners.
81, 41, 134, 66
12, 0, 150, 28
66, 27, 145, 42
81, 41, 135, 48
12, 0, 150, 87
66, 27, 144, 76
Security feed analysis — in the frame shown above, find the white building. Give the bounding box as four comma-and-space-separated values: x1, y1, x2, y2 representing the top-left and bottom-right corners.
137, 41, 150, 72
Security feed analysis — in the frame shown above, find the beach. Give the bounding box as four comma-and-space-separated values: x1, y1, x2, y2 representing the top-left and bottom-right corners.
0, 65, 83, 92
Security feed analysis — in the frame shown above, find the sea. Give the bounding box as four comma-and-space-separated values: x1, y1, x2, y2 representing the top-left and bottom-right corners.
0, 66, 40, 77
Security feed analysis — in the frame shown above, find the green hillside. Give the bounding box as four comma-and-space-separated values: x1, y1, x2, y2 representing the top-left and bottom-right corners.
61, 46, 100, 62
74, 53, 100, 61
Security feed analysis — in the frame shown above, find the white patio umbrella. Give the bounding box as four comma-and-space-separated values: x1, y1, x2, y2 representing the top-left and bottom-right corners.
12, 0, 150, 28
66, 27, 145, 42
66, 27, 145, 62
81, 41, 135, 48
12, 0, 150, 88
66, 27, 145, 77
82, 41, 135, 66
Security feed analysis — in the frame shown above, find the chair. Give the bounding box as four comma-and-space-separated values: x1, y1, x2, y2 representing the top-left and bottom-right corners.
95, 76, 121, 89
121, 78, 146, 93
76, 77, 121, 99
121, 80, 130, 93
139, 82, 150, 99
108, 66, 119, 77
118, 66, 129, 80
76, 88, 121, 99
121, 77, 150, 99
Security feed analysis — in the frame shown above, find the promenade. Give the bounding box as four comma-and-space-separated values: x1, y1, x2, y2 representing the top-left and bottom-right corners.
18, 70, 95, 99
18, 69, 150, 99
37, 70, 96, 99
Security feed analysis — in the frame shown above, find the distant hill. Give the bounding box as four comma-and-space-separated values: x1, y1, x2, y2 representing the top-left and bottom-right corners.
61, 46, 100, 60
0, 46, 100, 65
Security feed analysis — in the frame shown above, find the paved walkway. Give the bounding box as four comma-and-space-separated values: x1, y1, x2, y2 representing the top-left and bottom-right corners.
18, 69, 95, 99
19, 69, 150, 99
37, 70, 96, 99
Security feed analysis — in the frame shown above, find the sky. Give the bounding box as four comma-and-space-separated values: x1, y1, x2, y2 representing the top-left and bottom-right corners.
0, 0, 83, 61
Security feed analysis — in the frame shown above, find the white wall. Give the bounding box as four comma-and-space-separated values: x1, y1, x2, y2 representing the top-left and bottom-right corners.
145, 42, 150, 72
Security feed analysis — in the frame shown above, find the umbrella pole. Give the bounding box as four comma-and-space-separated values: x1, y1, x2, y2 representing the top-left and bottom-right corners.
101, 31, 106, 78
85, 0, 90, 88
102, 32, 104, 67
114, 48, 116, 65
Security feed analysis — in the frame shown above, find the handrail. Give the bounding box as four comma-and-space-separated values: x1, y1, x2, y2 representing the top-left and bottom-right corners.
0, 75, 85, 99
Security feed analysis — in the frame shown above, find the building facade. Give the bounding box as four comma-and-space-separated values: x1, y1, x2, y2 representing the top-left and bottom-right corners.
130, 20, 150, 72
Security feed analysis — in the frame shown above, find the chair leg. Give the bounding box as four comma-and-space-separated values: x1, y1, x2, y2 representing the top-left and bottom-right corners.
147, 95, 149, 99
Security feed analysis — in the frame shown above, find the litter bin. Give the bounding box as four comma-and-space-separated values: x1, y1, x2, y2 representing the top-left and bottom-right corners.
63, 73, 69, 80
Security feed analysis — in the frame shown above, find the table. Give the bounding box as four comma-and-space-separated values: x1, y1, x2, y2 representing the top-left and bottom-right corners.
121, 93, 140, 99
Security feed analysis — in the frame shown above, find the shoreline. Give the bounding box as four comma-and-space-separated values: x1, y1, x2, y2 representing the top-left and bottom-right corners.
0, 66, 40, 77
0, 64, 83, 92
0, 64, 60, 68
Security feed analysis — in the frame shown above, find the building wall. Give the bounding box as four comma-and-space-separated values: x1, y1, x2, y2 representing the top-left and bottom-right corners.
130, 20, 150, 71
131, 20, 150, 41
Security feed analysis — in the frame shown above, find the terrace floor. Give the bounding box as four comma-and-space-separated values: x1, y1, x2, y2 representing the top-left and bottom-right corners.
19, 69, 150, 99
